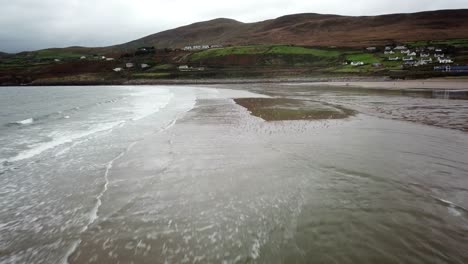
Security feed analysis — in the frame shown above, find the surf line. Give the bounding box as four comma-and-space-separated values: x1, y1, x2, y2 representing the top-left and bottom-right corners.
61, 113, 186, 263
61, 141, 137, 264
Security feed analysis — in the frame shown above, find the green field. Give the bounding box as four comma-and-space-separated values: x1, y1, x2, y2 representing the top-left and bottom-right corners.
345, 53, 381, 63
34, 49, 85, 60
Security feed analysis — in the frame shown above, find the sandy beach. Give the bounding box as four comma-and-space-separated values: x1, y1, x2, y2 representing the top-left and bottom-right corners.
302, 79, 468, 91
66, 84, 468, 263
1, 84, 468, 264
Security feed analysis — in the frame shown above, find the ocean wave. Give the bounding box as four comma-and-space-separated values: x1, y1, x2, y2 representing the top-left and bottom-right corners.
8, 118, 34, 126
130, 90, 174, 121
4, 96, 125, 128
7, 121, 125, 163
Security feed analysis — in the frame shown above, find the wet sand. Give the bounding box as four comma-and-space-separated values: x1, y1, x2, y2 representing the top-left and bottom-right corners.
67, 87, 468, 263
303, 79, 468, 91
234, 98, 355, 121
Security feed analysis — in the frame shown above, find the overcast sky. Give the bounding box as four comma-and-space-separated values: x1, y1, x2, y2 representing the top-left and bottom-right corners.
1, 0, 467, 53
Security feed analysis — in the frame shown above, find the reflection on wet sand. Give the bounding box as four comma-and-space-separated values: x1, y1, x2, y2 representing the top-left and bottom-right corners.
69, 87, 468, 264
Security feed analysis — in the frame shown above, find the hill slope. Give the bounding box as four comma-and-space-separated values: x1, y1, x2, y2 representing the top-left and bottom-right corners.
114, 9, 468, 50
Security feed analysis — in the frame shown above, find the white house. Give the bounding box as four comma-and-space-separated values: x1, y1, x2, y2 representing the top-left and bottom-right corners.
388, 57, 400, 61
178, 65, 190, 71
434, 54, 445, 58
80, 56, 87, 60
106, 58, 115, 61
438, 57, 453, 64
183, 46, 193, 51
401, 50, 411, 54
435, 49, 443, 52
403, 57, 414, 61
421, 58, 433, 63
384, 51, 395, 55
408, 52, 417, 56
385, 46, 393, 51
141, 63, 150, 69
350, 61, 364, 66
126, 63, 134, 68
54, 59, 61, 62
113, 68, 123, 72
420, 53, 430, 58
101, 56, 106, 60
210, 45, 223, 48
394, 46, 407, 50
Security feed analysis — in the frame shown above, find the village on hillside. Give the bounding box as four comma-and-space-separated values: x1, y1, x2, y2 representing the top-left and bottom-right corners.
103, 42, 468, 74
346, 45, 468, 73
1, 39, 468, 85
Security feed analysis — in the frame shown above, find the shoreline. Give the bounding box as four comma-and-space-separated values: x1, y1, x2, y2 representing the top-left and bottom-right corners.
0, 76, 390, 87
2, 76, 466, 88
3, 77, 468, 99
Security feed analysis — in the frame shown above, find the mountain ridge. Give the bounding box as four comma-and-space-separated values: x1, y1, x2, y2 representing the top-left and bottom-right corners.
111, 9, 468, 51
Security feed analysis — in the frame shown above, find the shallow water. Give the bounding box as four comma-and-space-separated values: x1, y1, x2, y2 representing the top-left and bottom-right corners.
243, 84, 468, 132
1, 85, 468, 264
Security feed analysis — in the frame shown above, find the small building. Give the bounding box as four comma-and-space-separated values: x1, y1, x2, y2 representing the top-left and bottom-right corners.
178, 65, 190, 71
350, 61, 364, 66
384, 50, 395, 55
183, 46, 193, 51
101, 56, 106, 60
420, 53, 430, 58
438, 58, 453, 64
435, 49, 443, 52
415, 61, 427, 66
394, 45, 407, 50
408, 52, 417, 56
401, 50, 411, 54
366, 47, 377, 52
403, 57, 414, 61
385, 46, 393, 51
126, 63, 134, 68
106, 58, 115, 61
210, 45, 223, 48
427, 47, 436, 51
113, 68, 123, 72
446, 66, 468, 72
388, 57, 400, 61
54, 59, 61, 62
141, 63, 150, 69
80, 56, 87, 60
421, 58, 433, 63
434, 53, 445, 58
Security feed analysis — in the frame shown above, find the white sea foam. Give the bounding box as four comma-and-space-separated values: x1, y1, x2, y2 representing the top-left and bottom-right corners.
15, 118, 34, 125
61, 143, 133, 264
129, 88, 175, 121
8, 121, 125, 163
